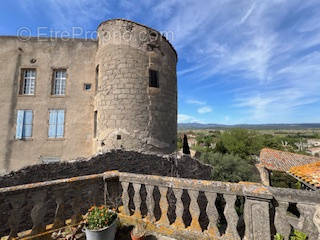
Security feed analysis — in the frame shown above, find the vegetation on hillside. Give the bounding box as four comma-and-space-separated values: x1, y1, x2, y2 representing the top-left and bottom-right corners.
178, 128, 319, 186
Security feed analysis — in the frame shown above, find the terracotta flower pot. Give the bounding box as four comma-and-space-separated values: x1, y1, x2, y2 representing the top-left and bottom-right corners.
130, 231, 145, 240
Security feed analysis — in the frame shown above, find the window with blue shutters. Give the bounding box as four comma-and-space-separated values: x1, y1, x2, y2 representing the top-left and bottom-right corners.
16, 110, 33, 139
48, 109, 65, 138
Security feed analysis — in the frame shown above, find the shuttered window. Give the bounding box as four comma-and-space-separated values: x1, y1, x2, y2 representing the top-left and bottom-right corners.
48, 109, 65, 138
16, 110, 33, 139
52, 70, 66, 95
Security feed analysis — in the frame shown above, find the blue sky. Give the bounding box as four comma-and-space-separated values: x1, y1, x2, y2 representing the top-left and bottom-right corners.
1, 0, 320, 124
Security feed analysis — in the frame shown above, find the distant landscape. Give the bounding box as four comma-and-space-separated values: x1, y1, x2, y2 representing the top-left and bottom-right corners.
177, 124, 320, 188
178, 123, 320, 130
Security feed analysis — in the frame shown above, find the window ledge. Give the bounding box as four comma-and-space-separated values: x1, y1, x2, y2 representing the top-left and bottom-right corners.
50, 95, 66, 98
18, 94, 36, 97
47, 138, 65, 141
15, 138, 33, 141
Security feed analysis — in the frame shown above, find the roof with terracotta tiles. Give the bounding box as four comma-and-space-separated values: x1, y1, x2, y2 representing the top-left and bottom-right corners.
289, 161, 320, 189
259, 148, 319, 172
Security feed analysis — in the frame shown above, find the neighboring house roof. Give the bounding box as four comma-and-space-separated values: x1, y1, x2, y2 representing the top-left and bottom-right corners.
259, 148, 319, 172
289, 161, 320, 190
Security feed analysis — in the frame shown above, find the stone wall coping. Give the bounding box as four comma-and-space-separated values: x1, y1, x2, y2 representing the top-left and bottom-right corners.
269, 186, 320, 204
0, 35, 98, 42
0, 172, 105, 193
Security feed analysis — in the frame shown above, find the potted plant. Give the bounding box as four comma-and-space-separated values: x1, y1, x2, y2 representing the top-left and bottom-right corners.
130, 222, 146, 240
84, 205, 118, 240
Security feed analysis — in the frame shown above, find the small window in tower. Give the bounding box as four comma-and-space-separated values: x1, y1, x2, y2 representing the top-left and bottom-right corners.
84, 83, 91, 91
117, 135, 121, 140
149, 69, 159, 88
94, 111, 97, 138
95, 65, 99, 92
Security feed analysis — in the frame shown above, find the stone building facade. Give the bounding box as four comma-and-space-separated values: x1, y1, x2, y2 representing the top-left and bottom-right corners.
0, 19, 177, 172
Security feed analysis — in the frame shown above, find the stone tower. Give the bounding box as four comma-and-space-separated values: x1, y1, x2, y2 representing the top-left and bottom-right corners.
95, 19, 177, 154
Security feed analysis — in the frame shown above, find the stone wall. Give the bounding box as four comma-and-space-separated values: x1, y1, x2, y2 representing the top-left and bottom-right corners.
0, 37, 97, 172
0, 150, 212, 188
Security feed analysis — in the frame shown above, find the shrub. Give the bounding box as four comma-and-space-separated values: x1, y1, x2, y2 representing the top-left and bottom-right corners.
85, 205, 117, 230
199, 152, 259, 182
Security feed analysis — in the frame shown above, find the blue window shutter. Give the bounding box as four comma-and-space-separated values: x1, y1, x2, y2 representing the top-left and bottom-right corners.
56, 110, 65, 138
16, 110, 24, 139
23, 110, 33, 137
48, 110, 57, 138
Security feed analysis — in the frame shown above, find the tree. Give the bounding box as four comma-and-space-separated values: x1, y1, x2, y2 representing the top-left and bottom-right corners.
199, 152, 259, 182
217, 128, 262, 159
183, 134, 190, 154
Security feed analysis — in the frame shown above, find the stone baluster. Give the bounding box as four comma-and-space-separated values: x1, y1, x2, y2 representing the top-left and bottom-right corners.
244, 197, 271, 240
295, 203, 319, 240
121, 182, 130, 215
132, 183, 142, 218
7, 193, 25, 239
146, 185, 155, 222
188, 190, 202, 232
158, 186, 170, 226
30, 191, 47, 235
223, 194, 240, 240
173, 188, 185, 229
53, 188, 66, 229
274, 201, 291, 240
313, 205, 320, 240
205, 192, 220, 237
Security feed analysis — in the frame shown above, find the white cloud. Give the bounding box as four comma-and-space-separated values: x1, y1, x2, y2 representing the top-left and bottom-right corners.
17, 0, 320, 123
239, 2, 256, 25
197, 106, 212, 114
186, 99, 206, 105
178, 114, 199, 123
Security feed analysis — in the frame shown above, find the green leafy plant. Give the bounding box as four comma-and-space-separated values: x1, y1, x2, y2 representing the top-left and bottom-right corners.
274, 233, 284, 240
290, 229, 307, 240
274, 230, 308, 240
85, 205, 117, 230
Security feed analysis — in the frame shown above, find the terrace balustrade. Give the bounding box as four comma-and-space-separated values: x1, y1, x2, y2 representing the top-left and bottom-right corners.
0, 171, 319, 239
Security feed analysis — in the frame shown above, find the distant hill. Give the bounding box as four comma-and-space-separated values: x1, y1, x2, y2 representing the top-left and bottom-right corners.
178, 123, 320, 130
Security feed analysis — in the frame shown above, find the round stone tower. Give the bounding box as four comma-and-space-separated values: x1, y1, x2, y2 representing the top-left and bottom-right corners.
95, 19, 177, 154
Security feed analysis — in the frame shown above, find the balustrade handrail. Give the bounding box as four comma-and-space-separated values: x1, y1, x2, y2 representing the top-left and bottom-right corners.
0, 173, 105, 193
1, 170, 319, 202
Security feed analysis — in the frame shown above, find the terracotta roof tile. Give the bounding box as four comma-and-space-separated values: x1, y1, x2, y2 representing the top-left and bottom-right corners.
259, 148, 319, 172
289, 161, 320, 189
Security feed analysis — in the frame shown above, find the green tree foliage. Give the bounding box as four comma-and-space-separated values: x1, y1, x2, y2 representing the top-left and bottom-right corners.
260, 134, 284, 150
177, 136, 183, 150
199, 152, 259, 182
217, 129, 262, 159
270, 171, 300, 189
